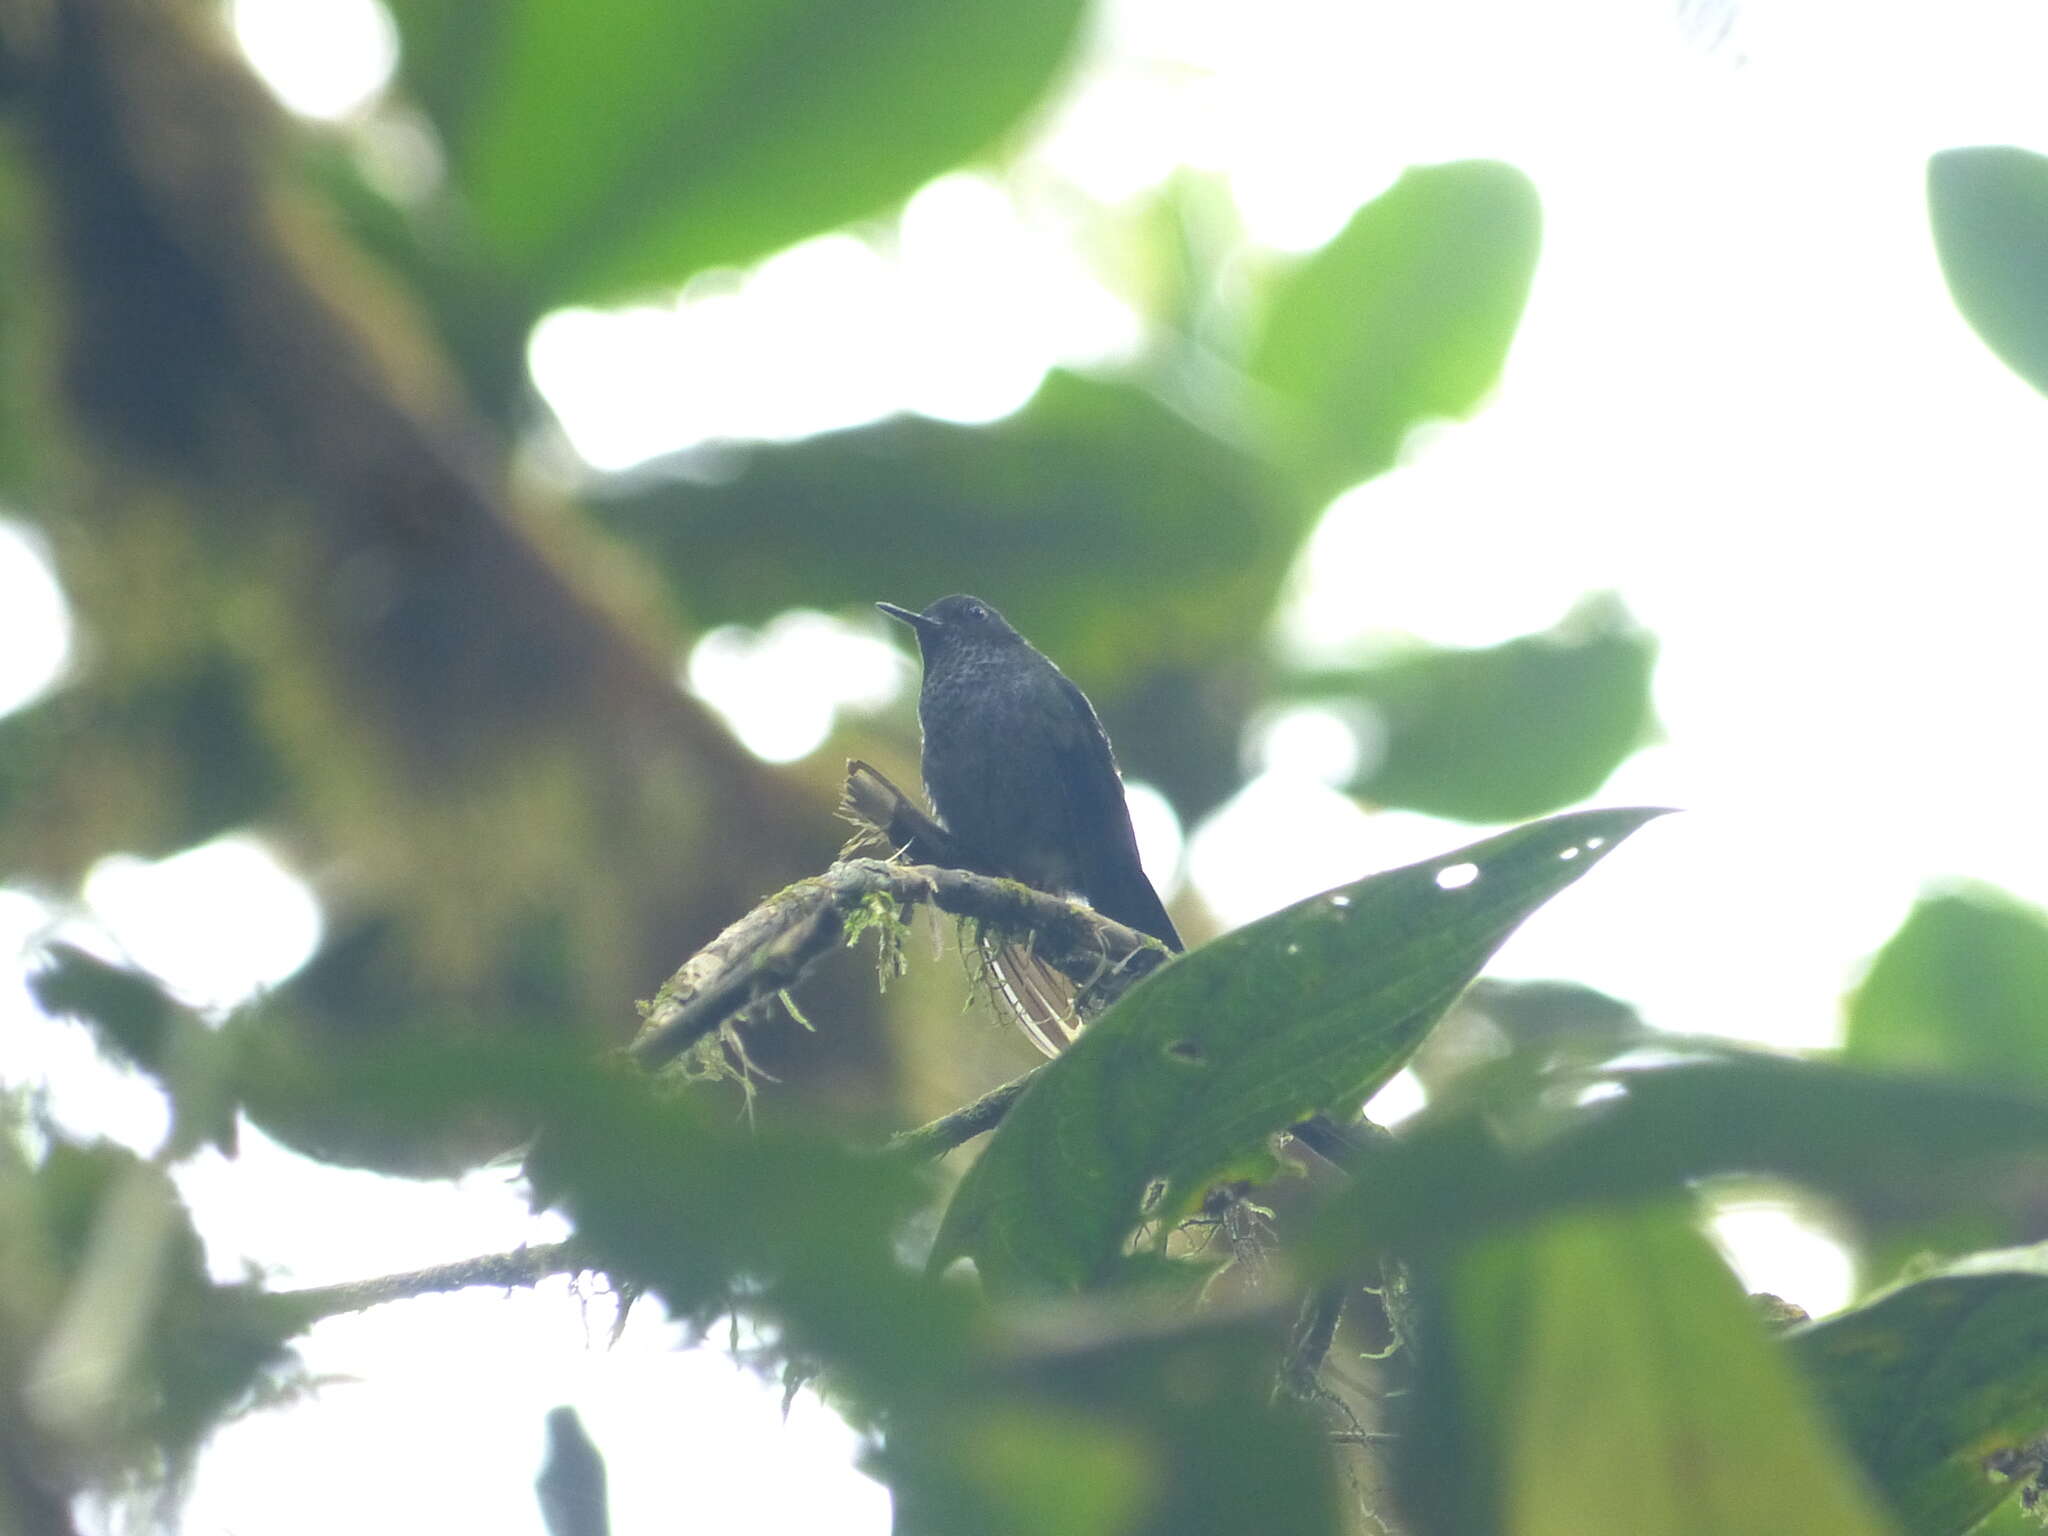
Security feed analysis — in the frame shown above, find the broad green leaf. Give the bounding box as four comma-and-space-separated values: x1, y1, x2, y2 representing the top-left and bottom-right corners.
1792, 1244, 2048, 1536
591, 369, 1305, 682
1292, 593, 1658, 823
1401, 1205, 1895, 1536
1929, 146, 2048, 396
902, 1405, 1155, 1536
320, 1039, 1336, 1534
1250, 160, 1541, 505
390, 0, 1089, 305
1845, 884, 2048, 1083
1841, 887, 2048, 1293
1319, 1054, 2048, 1273
931, 806, 1665, 1293
886, 1315, 1339, 1536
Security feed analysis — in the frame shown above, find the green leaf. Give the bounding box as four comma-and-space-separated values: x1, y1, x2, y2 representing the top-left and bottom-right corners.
1319, 1054, 2048, 1272
595, 368, 1312, 816
886, 1315, 1340, 1536
1929, 146, 2048, 396
592, 369, 1306, 680
1845, 884, 2048, 1083
29, 944, 177, 1071
391, 0, 1089, 305
15, 1139, 300, 1483
1792, 1244, 2048, 1536
339, 1038, 1337, 1533
1839, 887, 2048, 1288
28, 945, 237, 1157
905, 1404, 1156, 1536
1294, 593, 1658, 822
931, 806, 1666, 1294
1401, 1205, 1896, 1536
1249, 159, 1541, 505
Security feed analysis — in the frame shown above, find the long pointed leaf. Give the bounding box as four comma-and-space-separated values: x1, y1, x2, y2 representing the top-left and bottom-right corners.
932, 806, 1666, 1293
1321, 1054, 2048, 1266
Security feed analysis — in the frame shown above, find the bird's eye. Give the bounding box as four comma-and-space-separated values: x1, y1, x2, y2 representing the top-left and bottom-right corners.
969, 605, 988, 620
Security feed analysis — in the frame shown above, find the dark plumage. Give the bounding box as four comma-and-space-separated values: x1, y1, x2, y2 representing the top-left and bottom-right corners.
877, 595, 1182, 953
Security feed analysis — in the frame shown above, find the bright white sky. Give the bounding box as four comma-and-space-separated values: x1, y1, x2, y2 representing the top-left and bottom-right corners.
7, 0, 2048, 1529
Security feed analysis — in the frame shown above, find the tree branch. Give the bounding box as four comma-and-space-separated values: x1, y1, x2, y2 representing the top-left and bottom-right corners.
1281, 1281, 1350, 1401
630, 769, 1174, 1072
275, 1241, 596, 1325
881, 1068, 1043, 1161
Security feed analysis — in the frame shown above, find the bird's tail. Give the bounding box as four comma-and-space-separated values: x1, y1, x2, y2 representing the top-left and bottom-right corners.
980, 936, 1083, 1058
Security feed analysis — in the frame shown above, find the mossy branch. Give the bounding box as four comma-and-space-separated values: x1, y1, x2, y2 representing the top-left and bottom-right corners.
274, 1241, 597, 1326
881, 1068, 1043, 1161
628, 762, 1173, 1072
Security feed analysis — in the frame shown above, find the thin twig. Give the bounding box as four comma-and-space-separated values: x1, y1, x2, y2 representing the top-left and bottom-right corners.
275, 1240, 594, 1324
1282, 1281, 1350, 1400
881, 1068, 1042, 1161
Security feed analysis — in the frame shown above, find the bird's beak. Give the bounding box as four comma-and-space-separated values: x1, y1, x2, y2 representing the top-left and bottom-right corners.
876, 601, 939, 633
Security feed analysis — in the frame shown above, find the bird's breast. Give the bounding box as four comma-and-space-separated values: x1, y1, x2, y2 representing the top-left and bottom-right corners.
917, 657, 1085, 894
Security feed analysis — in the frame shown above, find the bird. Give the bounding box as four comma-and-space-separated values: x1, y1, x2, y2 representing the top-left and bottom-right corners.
878, 595, 1181, 1052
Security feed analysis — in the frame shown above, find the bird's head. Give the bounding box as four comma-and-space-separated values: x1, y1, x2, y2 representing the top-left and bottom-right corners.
877, 594, 1026, 659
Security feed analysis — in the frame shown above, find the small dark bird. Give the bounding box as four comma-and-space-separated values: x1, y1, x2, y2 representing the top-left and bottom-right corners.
535, 1406, 609, 1536
878, 595, 1181, 1051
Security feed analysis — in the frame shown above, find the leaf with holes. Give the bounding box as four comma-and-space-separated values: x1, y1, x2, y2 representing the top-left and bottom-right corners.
930, 806, 1668, 1294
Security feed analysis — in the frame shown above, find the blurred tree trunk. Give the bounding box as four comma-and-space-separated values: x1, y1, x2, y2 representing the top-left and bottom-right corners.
0, 0, 884, 1169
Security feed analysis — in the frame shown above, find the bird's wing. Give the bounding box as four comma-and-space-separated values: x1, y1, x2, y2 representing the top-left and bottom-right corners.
1048, 673, 1183, 950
